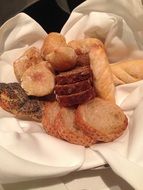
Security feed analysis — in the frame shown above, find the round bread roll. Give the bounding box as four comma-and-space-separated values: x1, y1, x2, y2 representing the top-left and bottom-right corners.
21, 62, 55, 96
41, 32, 67, 59
14, 47, 42, 81
46, 46, 77, 72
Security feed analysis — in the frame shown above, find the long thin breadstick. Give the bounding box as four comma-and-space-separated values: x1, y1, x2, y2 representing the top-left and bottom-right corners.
89, 46, 115, 103
110, 60, 143, 86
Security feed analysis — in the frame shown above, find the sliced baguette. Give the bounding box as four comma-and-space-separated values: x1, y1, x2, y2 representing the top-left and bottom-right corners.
54, 107, 96, 146
42, 101, 61, 138
75, 98, 128, 142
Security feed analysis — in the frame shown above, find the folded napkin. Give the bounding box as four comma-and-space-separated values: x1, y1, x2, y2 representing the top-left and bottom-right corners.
0, 0, 143, 189
61, 0, 143, 189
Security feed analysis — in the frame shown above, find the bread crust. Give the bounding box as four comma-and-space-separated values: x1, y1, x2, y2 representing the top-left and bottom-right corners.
42, 101, 61, 138
55, 66, 92, 85
55, 79, 93, 95
56, 87, 95, 107
75, 98, 128, 142
54, 107, 96, 146
111, 59, 143, 85
89, 46, 115, 103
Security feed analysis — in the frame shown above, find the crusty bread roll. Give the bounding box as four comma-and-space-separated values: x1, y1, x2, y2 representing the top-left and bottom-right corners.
75, 98, 128, 142
21, 62, 55, 96
89, 46, 115, 103
54, 107, 96, 146
68, 38, 104, 66
14, 47, 42, 81
41, 32, 67, 59
110, 59, 143, 85
46, 46, 77, 72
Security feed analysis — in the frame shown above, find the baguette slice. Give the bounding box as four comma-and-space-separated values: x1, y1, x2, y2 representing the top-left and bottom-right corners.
55, 107, 96, 146
75, 98, 128, 142
56, 87, 95, 107
55, 78, 92, 95
55, 66, 92, 85
42, 101, 61, 138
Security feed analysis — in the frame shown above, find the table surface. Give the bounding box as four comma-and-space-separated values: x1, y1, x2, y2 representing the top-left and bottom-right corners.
0, 168, 134, 190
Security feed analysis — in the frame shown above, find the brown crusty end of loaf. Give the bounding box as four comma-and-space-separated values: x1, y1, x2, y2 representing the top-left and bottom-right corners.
56, 87, 95, 107
55, 66, 92, 85
42, 101, 61, 138
54, 107, 96, 147
75, 98, 128, 142
55, 78, 93, 95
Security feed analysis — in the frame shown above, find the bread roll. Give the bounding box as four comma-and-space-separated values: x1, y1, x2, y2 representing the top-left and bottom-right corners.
68, 38, 104, 66
41, 32, 67, 59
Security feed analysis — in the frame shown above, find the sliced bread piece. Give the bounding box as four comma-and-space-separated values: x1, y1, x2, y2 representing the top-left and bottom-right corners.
75, 98, 128, 142
55, 66, 92, 85
55, 107, 96, 146
56, 87, 95, 107
42, 101, 61, 138
55, 78, 93, 95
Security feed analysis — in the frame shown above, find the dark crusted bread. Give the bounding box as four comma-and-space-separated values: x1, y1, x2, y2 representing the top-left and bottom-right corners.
55, 66, 92, 85
56, 87, 95, 107
55, 78, 93, 95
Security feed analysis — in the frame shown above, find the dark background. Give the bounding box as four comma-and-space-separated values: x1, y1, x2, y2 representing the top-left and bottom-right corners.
23, 0, 85, 32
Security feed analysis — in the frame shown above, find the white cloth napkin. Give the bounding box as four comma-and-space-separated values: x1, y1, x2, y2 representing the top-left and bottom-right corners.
0, 0, 143, 189
61, 0, 143, 189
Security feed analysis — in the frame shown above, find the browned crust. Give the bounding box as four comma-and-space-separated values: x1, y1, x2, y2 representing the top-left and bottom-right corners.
75, 99, 128, 142
55, 66, 92, 85
42, 101, 61, 138
54, 108, 96, 147
56, 87, 95, 107
55, 78, 93, 95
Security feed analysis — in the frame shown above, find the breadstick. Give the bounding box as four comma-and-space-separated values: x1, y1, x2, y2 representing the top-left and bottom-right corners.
89, 46, 115, 103
110, 60, 143, 86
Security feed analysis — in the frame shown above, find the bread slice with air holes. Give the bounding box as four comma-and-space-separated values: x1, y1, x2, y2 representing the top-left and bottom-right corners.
42, 101, 61, 138
54, 107, 96, 147
75, 98, 128, 142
